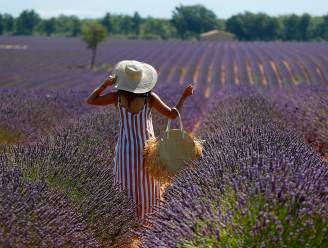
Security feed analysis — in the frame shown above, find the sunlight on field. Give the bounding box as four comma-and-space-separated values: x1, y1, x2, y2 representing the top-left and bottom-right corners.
282, 60, 298, 85
246, 61, 256, 85
0, 127, 20, 144
258, 63, 268, 86
270, 60, 283, 87
220, 64, 226, 87
129, 236, 141, 248
191, 120, 201, 135
178, 67, 186, 85
233, 62, 240, 85
316, 67, 327, 83
0, 44, 28, 50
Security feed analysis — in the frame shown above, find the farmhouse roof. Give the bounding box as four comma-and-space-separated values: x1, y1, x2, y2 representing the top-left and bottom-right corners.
200, 29, 234, 37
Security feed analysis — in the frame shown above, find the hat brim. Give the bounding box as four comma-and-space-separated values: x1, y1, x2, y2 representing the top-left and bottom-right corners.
112, 60, 158, 93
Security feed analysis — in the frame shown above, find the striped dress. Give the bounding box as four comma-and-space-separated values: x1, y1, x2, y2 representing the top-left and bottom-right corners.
113, 91, 161, 223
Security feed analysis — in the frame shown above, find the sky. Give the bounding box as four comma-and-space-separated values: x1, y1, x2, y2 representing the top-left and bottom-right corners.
0, 0, 327, 19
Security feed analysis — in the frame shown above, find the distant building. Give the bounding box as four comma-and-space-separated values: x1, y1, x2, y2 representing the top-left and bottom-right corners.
200, 30, 235, 41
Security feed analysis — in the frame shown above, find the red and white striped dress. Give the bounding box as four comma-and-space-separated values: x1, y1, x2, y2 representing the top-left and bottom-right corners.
113, 91, 161, 223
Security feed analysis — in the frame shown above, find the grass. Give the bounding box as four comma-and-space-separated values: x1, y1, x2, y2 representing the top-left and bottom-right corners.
177, 186, 328, 248
22, 165, 89, 205
91, 63, 113, 72
0, 126, 21, 145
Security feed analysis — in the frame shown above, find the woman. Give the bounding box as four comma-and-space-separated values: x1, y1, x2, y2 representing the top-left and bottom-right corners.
86, 60, 193, 226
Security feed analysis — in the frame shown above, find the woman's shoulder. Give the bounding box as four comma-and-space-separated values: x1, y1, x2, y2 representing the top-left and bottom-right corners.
149, 91, 159, 100
149, 91, 157, 96
149, 91, 158, 105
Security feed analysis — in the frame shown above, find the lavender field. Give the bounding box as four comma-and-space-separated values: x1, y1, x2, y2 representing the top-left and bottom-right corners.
1, 36, 328, 92
0, 36, 328, 247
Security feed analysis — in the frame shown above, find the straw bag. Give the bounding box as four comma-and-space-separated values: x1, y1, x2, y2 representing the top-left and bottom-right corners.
144, 108, 203, 183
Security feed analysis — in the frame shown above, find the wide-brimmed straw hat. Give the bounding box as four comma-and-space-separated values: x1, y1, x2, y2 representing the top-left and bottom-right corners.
112, 60, 158, 93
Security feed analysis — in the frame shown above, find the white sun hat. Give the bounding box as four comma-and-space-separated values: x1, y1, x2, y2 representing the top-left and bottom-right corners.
112, 60, 158, 93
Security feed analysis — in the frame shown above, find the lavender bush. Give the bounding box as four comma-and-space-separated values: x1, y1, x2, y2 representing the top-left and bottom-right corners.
138, 91, 328, 247
0, 165, 100, 248
263, 83, 328, 158
0, 88, 97, 145
1, 107, 143, 247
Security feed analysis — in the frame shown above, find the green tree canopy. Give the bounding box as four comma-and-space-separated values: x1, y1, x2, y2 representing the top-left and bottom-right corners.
2, 13, 14, 33
80, 20, 108, 69
53, 15, 81, 37
1, 8, 328, 41
14, 10, 41, 35
281, 14, 301, 40
298, 14, 312, 40
100, 12, 113, 34
0, 14, 3, 35
171, 4, 218, 39
34, 17, 56, 36
140, 18, 177, 40
132, 11, 142, 35
315, 15, 328, 40
226, 12, 283, 41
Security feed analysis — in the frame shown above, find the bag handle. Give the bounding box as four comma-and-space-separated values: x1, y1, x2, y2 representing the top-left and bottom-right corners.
165, 107, 185, 139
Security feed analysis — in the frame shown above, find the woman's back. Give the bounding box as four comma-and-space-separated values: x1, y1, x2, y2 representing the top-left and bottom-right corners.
117, 90, 150, 114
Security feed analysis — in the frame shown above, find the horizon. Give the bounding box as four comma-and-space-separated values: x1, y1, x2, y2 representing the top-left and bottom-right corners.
0, 0, 327, 19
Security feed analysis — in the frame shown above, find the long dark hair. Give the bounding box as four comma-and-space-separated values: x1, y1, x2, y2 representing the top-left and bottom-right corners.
118, 90, 151, 108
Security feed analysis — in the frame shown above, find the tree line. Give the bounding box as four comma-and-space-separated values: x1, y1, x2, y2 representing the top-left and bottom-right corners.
0, 5, 327, 41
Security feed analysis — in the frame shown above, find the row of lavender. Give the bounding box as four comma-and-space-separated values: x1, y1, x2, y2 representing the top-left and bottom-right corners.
0, 88, 97, 145
1, 36, 327, 95
0, 81, 206, 147
263, 84, 328, 158
139, 86, 328, 247
1, 108, 141, 247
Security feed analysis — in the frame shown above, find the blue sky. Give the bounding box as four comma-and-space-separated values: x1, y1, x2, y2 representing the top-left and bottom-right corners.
1, 0, 327, 19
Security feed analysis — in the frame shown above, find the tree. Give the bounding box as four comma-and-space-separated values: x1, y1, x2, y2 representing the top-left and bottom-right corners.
100, 13, 113, 34
0, 14, 3, 35
140, 18, 177, 40
2, 13, 14, 34
119, 15, 134, 35
216, 18, 225, 30
80, 21, 108, 69
314, 15, 328, 41
298, 13, 312, 40
132, 12, 142, 35
171, 4, 218, 39
70, 17, 81, 36
226, 12, 282, 41
225, 14, 246, 40
45, 18, 56, 36
53, 15, 81, 37
14, 10, 41, 35
281, 14, 300, 40
36, 17, 56, 36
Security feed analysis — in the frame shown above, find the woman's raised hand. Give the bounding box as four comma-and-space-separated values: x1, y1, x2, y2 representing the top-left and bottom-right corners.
103, 73, 118, 86
183, 83, 194, 97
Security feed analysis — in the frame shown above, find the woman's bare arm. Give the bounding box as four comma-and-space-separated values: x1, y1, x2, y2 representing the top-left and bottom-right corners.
86, 74, 118, 106
151, 84, 194, 119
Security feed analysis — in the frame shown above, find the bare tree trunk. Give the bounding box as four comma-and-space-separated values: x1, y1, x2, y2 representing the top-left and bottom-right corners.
90, 47, 97, 69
